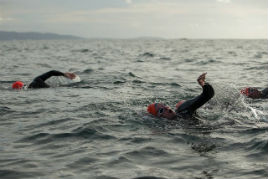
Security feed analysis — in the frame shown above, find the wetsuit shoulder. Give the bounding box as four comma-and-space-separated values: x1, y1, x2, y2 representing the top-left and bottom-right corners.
28, 78, 50, 88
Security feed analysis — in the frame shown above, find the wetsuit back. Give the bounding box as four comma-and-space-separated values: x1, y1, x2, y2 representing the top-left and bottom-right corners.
28, 70, 65, 89
176, 83, 214, 117
261, 88, 268, 98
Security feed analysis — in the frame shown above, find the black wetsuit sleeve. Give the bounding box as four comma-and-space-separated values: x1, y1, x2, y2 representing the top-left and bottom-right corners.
36, 70, 65, 81
28, 70, 65, 89
261, 88, 268, 98
176, 83, 214, 114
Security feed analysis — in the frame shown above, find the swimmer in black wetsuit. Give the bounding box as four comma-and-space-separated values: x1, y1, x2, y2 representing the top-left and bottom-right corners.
240, 87, 268, 99
12, 70, 76, 89
262, 88, 268, 98
147, 73, 215, 120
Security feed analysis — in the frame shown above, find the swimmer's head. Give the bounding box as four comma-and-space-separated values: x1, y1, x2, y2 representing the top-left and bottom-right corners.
175, 100, 185, 110
12, 81, 24, 90
147, 103, 176, 120
240, 87, 262, 98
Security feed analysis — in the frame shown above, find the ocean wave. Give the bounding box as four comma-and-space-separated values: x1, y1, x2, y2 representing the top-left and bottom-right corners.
129, 72, 141, 78
95, 176, 121, 179
139, 52, 155, 57
191, 142, 216, 153
113, 80, 126, 84
159, 57, 171, 61
253, 51, 267, 59
184, 58, 195, 63
34, 117, 73, 128
0, 106, 13, 116
149, 82, 181, 88
131, 177, 167, 179
0, 80, 18, 84
246, 138, 268, 152
0, 169, 43, 179
125, 146, 169, 157
71, 48, 91, 53
19, 127, 116, 145
36, 63, 52, 68
195, 59, 219, 65
244, 66, 267, 70
82, 68, 94, 74
132, 80, 145, 84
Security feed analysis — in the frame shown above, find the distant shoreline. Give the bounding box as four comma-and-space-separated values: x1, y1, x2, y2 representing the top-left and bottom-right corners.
0, 31, 266, 41
0, 31, 84, 41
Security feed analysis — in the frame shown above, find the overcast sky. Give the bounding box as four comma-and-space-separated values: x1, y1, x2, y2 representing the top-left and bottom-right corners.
0, 0, 267, 39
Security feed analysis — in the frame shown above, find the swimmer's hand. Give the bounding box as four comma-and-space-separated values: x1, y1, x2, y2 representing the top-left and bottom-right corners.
197, 72, 207, 87
64, 72, 76, 80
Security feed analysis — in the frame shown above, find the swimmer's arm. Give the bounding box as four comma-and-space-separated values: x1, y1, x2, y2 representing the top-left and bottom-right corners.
37, 70, 76, 81
186, 73, 214, 112
176, 73, 214, 114
188, 83, 215, 112
36, 70, 65, 81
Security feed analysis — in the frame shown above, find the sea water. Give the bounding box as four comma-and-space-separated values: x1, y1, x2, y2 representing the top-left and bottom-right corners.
0, 39, 267, 179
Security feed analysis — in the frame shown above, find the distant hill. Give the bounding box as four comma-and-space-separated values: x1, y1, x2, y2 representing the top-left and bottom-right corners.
0, 31, 84, 40
132, 36, 165, 40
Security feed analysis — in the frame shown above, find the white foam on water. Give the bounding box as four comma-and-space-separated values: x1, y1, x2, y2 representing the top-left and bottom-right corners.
241, 98, 265, 121
46, 75, 81, 87
72, 75, 81, 83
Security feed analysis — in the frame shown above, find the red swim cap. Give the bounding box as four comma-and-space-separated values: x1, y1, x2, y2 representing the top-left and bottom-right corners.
240, 88, 250, 96
147, 103, 158, 116
240, 87, 261, 98
12, 81, 24, 89
176, 100, 185, 109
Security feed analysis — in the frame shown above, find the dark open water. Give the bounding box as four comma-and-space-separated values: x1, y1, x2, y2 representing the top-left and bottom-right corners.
0, 39, 267, 179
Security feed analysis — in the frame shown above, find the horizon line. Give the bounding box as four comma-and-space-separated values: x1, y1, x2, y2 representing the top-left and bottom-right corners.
0, 30, 267, 40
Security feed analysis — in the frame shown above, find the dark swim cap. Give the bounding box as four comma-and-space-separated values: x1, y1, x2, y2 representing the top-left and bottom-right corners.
12, 81, 24, 89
